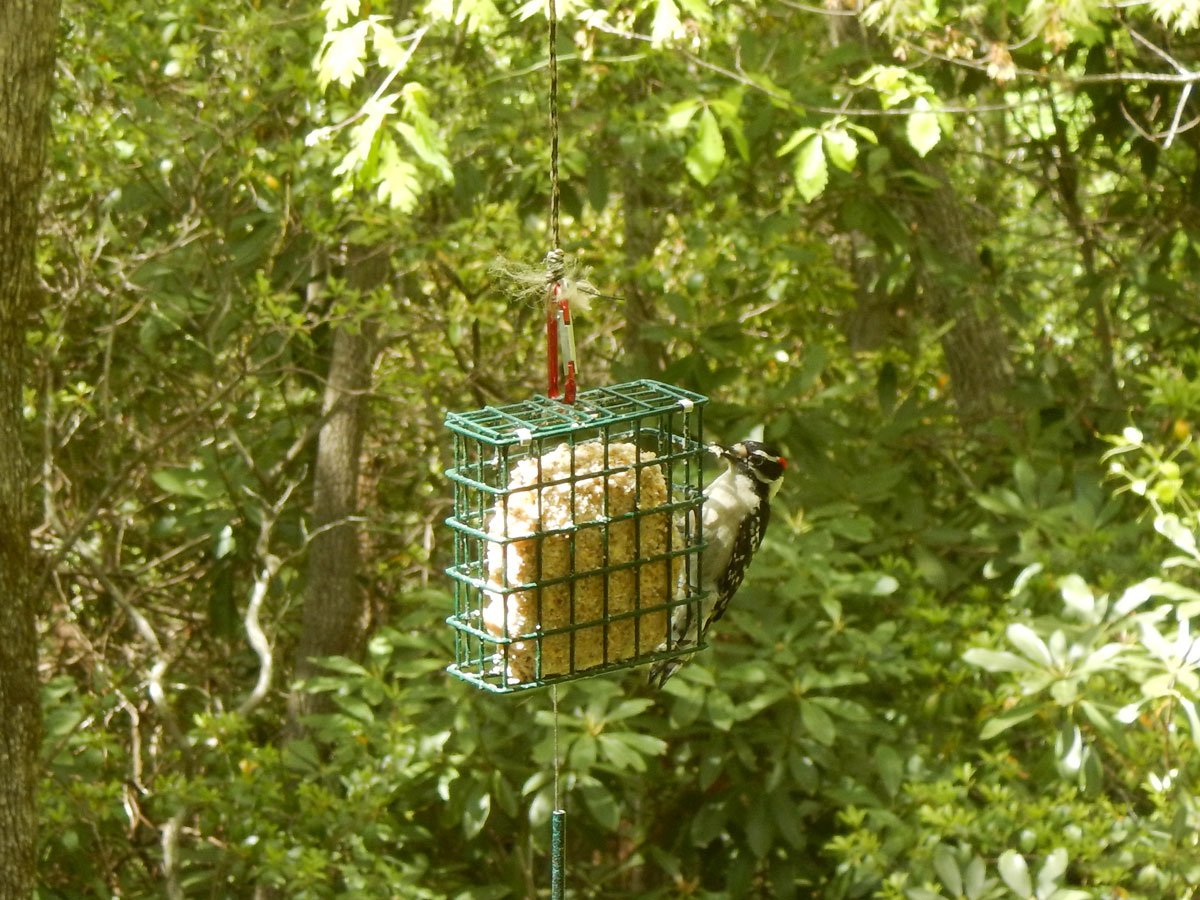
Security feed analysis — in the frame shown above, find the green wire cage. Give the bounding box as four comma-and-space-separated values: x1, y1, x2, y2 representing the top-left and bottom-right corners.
444, 379, 709, 692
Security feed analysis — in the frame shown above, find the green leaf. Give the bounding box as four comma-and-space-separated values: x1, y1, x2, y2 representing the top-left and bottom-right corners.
691, 802, 727, 845
568, 734, 598, 770
1013, 457, 1037, 499
332, 694, 374, 722
823, 127, 858, 172
612, 731, 667, 756
151, 467, 211, 499
605, 698, 654, 721
462, 785, 491, 839
769, 791, 807, 848
875, 744, 903, 796
794, 136, 828, 202
723, 113, 750, 162
282, 739, 321, 774
962, 648, 1036, 673
745, 800, 773, 858
395, 120, 451, 182
998, 850, 1031, 896
777, 126, 816, 158
316, 656, 370, 677
685, 107, 725, 186
907, 97, 941, 157
933, 844, 962, 896
1037, 847, 1068, 891
375, 140, 421, 211
665, 99, 701, 132
965, 856, 987, 898
800, 700, 836, 745
579, 780, 620, 831
597, 733, 648, 771
979, 704, 1039, 739
1179, 697, 1200, 749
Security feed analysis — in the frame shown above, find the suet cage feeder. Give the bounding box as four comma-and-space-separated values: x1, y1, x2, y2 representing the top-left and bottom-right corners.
444, 379, 709, 693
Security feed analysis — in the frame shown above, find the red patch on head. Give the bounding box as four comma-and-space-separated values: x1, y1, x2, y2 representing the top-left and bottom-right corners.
779, 457, 788, 469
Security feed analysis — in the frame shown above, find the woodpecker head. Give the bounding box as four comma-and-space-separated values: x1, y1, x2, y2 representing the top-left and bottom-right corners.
716, 440, 787, 498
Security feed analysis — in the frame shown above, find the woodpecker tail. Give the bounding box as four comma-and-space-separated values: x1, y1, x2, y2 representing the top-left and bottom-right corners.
648, 655, 684, 689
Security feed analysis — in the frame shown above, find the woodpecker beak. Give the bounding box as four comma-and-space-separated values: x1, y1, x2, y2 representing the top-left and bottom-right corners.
715, 442, 746, 461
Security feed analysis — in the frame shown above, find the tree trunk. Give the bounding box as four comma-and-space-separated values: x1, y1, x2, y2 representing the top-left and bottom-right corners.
904, 157, 1014, 420
288, 251, 383, 727
0, 1, 61, 895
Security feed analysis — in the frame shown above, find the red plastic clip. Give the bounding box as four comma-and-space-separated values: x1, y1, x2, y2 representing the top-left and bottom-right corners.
546, 281, 577, 403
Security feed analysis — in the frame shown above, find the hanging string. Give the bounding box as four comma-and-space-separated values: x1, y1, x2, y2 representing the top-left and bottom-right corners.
549, 0, 568, 881
548, 0, 561, 251
543, 0, 577, 403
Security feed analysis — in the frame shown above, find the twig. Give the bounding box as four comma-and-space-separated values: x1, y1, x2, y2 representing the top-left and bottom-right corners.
236, 480, 299, 716
1165, 83, 1193, 148
162, 810, 185, 900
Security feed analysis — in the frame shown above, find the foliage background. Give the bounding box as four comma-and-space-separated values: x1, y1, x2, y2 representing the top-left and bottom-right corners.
31, 0, 1200, 896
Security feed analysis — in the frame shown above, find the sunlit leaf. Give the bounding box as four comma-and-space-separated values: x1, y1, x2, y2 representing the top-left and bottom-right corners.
1155, 513, 1199, 557
794, 135, 828, 202
907, 96, 941, 157
1059, 574, 1095, 620
823, 127, 858, 172
1007, 622, 1053, 666
317, 20, 371, 89
371, 21, 409, 69
777, 126, 816, 157
1151, 0, 1200, 32
685, 107, 725, 186
322, 0, 361, 28
665, 99, 701, 132
375, 139, 420, 211
651, 0, 684, 45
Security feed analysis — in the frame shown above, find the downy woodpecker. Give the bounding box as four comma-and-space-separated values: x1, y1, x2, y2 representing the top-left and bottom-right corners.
648, 440, 787, 687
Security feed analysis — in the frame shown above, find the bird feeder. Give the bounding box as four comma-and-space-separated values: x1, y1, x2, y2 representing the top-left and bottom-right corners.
444, 379, 709, 693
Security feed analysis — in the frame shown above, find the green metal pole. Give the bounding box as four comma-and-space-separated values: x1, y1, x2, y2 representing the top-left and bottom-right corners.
551, 809, 566, 900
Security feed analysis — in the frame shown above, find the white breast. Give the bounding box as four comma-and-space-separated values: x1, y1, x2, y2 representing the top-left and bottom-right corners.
699, 469, 758, 589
